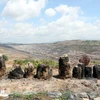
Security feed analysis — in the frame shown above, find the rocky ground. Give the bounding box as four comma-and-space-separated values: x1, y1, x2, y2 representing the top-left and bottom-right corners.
0, 68, 99, 100
0, 76, 100, 94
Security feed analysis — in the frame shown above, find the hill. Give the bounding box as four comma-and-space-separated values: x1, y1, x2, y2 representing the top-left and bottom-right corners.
0, 40, 100, 62
0, 40, 100, 97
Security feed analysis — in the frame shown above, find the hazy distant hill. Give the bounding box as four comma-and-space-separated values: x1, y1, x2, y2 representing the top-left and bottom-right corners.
0, 44, 30, 60
0, 40, 100, 61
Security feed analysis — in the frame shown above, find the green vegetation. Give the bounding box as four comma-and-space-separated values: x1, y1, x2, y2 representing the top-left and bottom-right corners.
24, 94, 33, 100
10, 92, 51, 100
14, 59, 58, 68
92, 61, 100, 65
85, 40, 100, 45
12, 92, 23, 98
10, 92, 33, 100
59, 91, 71, 100
3, 54, 8, 61
9, 91, 73, 100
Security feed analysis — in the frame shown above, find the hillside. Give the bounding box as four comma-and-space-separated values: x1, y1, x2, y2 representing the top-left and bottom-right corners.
0, 40, 100, 99
0, 40, 100, 62
0, 44, 30, 60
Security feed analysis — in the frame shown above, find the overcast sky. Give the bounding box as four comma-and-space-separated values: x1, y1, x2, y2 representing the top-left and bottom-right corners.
0, 0, 100, 43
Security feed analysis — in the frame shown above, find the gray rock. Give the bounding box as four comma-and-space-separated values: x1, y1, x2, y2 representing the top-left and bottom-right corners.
87, 92, 98, 99
47, 92, 62, 98
77, 92, 88, 98
73, 92, 89, 100
61, 91, 76, 100
8, 93, 13, 97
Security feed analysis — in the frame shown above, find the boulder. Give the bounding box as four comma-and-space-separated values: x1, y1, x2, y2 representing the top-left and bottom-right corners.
35, 64, 52, 80
0, 54, 6, 77
93, 65, 100, 79
24, 62, 34, 78
73, 66, 82, 79
59, 55, 72, 79
8, 65, 24, 79
85, 67, 92, 78
73, 63, 86, 79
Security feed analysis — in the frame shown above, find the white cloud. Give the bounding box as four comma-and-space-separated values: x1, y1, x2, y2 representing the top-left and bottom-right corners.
0, 19, 8, 27
45, 4, 82, 18
33, 16, 100, 42
13, 23, 36, 36
0, 22, 36, 43
1, 17, 100, 43
55, 4, 82, 16
0, 19, 9, 42
0, 4, 100, 43
2, 0, 47, 21
45, 8, 56, 16
40, 18, 46, 25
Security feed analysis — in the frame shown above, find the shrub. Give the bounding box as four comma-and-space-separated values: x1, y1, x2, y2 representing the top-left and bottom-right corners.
3, 54, 8, 61
92, 61, 100, 65
24, 94, 33, 100
13, 59, 58, 68
12, 92, 23, 98
41, 59, 58, 67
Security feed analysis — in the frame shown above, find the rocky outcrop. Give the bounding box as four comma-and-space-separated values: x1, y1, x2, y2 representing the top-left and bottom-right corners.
35, 64, 52, 80
0, 54, 6, 77
8, 65, 24, 79
59, 55, 72, 79
24, 62, 34, 78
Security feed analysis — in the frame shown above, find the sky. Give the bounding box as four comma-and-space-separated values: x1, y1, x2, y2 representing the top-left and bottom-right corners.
0, 0, 100, 43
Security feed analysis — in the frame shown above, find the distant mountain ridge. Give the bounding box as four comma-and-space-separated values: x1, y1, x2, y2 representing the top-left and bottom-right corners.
0, 40, 100, 61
